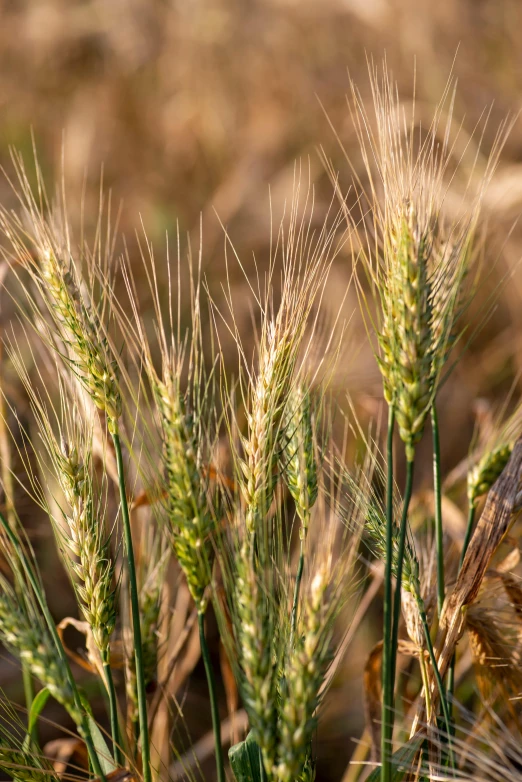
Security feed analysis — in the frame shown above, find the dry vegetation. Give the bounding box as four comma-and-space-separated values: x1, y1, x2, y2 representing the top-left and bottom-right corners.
1, 2, 522, 782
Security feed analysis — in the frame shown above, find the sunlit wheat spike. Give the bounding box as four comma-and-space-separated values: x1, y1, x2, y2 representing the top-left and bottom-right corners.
39, 247, 122, 428
5, 354, 117, 657
347, 62, 506, 459
112, 222, 218, 611
468, 443, 514, 505
466, 405, 522, 510
0, 153, 122, 433
219, 169, 347, 540
239, 317, 299, 538
54, 439, 116, 655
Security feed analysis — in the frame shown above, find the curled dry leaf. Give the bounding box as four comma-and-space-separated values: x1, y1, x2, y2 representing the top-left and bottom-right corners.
57, 617, 102, 675
219, 637, 240, 745
466, 603, 522, 702
496, 570, 522, 620
57, 617, 125, 676
43, 738, 88, 774
363, 639, 419, 761
422, 436, 522, 724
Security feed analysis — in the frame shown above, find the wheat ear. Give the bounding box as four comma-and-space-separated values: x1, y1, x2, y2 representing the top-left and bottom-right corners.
280, 384, 318, 643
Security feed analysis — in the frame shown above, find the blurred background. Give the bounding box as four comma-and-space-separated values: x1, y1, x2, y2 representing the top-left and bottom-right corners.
1, 0, 522, 779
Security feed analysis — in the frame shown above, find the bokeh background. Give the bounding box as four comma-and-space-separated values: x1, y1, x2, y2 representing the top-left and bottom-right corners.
1, 0, 522, 779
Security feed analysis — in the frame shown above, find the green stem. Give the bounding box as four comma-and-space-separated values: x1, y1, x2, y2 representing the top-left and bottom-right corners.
389, 457, 415, 689
259, 746, 268, 782
290, 534, 305, 646
112, 433, 151, 782
198, 610, 225, 782
103, 656, 122, 766
0, 393, 37, 744
381, 405, 395, 782
21, 665, 36, 744
431, 406, 445, 618
0, 512, 106, 782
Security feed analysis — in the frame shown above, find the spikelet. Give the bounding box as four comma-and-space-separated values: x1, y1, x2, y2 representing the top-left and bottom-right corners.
281, 384, 318, 536
275, 568, 331, 782
0, 579, 80, 722
468, 444, 513, 505
240, 318, 296, 536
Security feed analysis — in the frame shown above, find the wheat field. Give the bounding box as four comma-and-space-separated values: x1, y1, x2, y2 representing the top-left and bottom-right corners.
1, 3, 522, 782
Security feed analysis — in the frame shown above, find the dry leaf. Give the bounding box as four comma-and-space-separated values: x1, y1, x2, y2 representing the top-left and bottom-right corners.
219, 638, 240, 745
57, 617, 102, 676
43, 738, 88, 774
421, 436, 522, 725
363, 639, 419, 760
